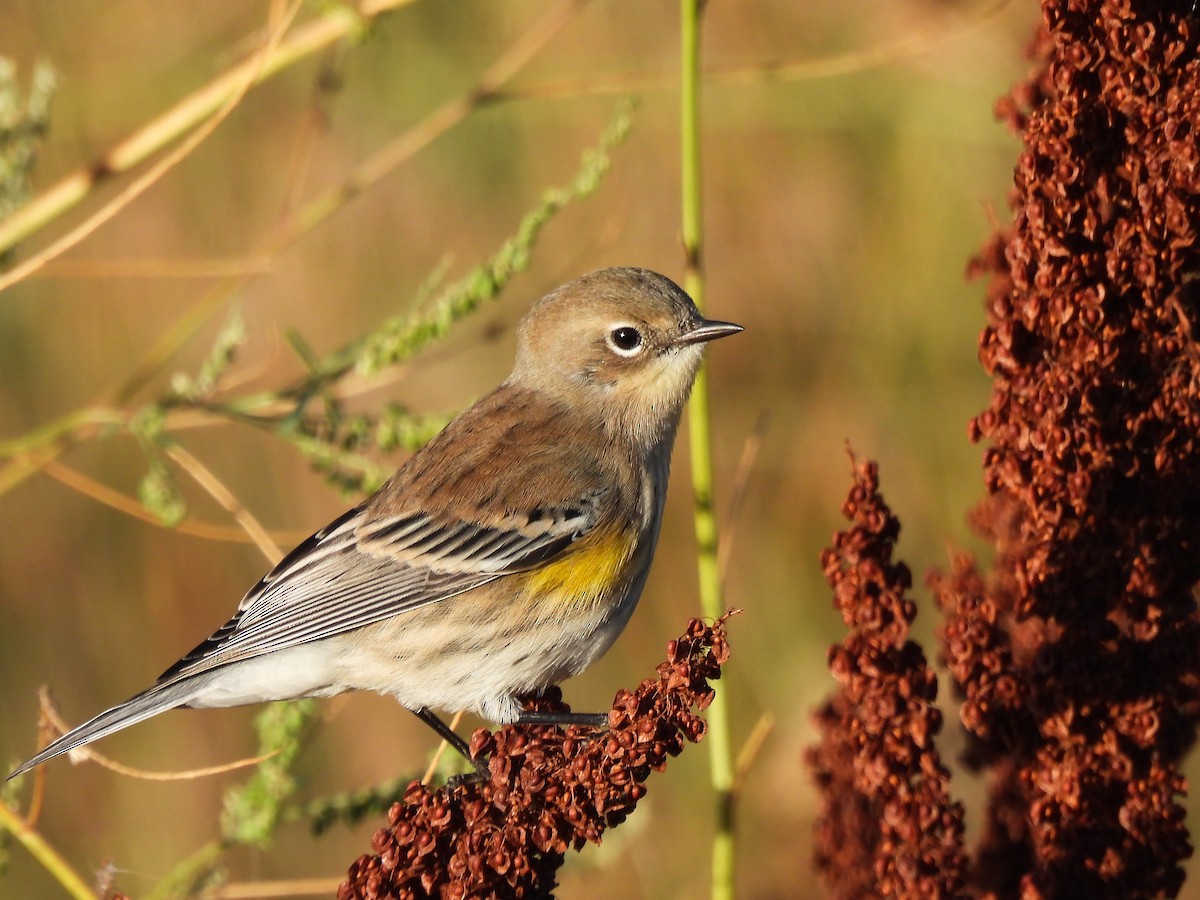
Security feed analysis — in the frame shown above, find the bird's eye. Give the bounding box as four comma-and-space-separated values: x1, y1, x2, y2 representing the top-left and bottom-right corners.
607, 325, 644, 356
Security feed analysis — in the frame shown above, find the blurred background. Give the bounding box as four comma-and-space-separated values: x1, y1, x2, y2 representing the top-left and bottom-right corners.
0, 1, 1114, 897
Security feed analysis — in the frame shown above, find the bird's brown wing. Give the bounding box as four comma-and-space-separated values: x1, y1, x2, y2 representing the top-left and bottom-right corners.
155, 493, 601, 684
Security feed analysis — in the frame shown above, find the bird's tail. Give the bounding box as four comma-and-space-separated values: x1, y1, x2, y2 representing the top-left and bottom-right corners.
7, 679, 204, 780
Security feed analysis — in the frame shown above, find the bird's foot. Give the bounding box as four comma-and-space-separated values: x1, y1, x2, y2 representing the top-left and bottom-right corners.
516, 709, 609, 729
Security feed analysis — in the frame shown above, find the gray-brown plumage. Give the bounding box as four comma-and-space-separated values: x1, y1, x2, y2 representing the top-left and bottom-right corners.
10, 267, 741, 779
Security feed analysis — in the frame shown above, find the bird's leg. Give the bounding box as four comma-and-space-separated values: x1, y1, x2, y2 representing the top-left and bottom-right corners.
409, 707, 487, 779
408, 708, 610, 789
516, 710, 609, 728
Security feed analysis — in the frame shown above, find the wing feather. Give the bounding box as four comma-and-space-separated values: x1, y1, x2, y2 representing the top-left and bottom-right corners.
156, 494, 602, 686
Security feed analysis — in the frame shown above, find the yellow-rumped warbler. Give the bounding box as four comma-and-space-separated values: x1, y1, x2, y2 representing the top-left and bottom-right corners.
9, 267, 740, 778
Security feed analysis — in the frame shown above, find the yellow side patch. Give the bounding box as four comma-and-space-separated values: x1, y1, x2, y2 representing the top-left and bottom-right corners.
523, 527, 637, 608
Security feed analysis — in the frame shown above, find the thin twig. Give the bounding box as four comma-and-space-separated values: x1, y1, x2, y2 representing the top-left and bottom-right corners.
717, 411, 770, 583
81, 749, 283, 783
36, 687, 284, 781
31, 257, 275, 279
40, 458, 306, 545
731, 711, 774, 798
164, 443, 284, 564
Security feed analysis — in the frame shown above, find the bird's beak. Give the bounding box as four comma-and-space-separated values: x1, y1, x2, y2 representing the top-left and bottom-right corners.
674, 318, 744, 346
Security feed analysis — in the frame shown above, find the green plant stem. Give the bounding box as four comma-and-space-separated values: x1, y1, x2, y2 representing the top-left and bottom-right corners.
0, 799, 99, 900
680, 2, 735, 899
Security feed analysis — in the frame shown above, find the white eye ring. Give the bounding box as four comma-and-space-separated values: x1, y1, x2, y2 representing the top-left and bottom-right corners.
606, 323, 644, 357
